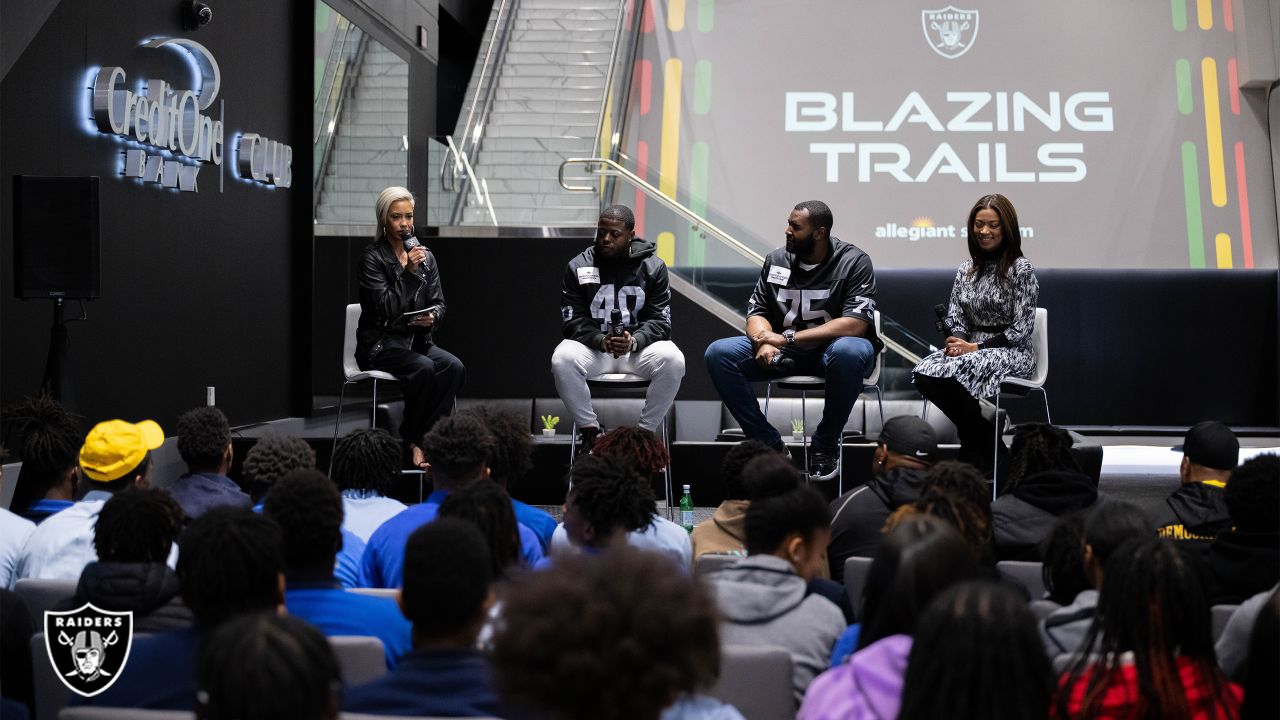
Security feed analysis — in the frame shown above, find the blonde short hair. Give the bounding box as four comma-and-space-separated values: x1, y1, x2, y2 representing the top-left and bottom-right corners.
374, 186, 415, 235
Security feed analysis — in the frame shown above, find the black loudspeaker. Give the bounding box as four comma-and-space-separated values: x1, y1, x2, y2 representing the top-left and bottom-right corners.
13, 175, 101, 299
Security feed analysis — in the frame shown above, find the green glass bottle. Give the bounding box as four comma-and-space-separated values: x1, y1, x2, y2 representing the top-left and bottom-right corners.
679, 484, 695, 533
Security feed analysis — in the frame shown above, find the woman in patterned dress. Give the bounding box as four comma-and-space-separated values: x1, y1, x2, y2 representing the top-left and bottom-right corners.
913, 194, 1038, 474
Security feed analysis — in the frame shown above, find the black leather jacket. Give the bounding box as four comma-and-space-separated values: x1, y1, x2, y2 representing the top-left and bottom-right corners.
356, 237, 447, 367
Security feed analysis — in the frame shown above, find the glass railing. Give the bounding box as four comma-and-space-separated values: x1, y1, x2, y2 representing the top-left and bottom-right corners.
426, 135, 497, 227
559, 157, 933, 399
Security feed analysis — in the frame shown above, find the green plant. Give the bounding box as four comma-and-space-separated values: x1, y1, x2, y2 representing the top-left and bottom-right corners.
791, 419, 804, 433
540, 414, 560, 431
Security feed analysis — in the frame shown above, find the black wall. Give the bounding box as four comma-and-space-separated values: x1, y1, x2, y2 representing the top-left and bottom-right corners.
1, 0, 312, 430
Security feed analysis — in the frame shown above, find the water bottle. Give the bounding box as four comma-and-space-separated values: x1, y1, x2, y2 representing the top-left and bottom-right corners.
679, 485, 695, 533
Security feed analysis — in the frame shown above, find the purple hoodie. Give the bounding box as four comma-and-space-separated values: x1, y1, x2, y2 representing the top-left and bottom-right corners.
797, 634, 912, 720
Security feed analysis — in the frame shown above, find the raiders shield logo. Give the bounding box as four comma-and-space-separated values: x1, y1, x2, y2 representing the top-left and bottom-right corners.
922, 6, 979, 59
43, 604, 134, 697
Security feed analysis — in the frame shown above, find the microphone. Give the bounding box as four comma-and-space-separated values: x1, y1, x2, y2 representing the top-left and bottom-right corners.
770, 355, 796, 371
609, 308, 625, 338
402, 232, 428, 280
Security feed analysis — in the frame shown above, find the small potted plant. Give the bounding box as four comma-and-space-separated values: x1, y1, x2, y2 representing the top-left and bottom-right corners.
790, 419, 804, 442
540, 414, 560, 438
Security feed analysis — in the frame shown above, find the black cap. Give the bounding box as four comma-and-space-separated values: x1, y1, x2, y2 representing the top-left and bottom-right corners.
878, 416, 938, 462
1176, 421, 1239, 471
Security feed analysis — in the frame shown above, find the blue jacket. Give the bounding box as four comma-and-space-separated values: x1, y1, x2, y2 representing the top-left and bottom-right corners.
285, 580, 413, 667
360, 490, 543, 588
343, 648, 501, 717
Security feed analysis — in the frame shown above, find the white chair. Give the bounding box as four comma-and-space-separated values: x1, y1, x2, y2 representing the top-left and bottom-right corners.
329, 635, 388, 687
763, 311, 884, 494
330, 304, 399, 476
15, 578, 78, 626
842, 556, 874, 619
568, 373, 673, 519
346, 587, 398, 599
997, 560, 1047, 601
991, 307, 1050, 496
708, 645, 794, 720
1211, 604, 1239, 643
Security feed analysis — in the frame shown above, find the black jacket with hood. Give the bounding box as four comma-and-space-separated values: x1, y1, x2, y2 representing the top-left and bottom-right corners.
560, 238, 672, 352
992, 470, 1107, 562
356, 237, 448, 366
1152, 481, 1231, 543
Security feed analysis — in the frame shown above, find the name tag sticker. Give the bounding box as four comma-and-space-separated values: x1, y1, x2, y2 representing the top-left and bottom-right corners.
766, 266, 792, 285
577, 267, 601, 285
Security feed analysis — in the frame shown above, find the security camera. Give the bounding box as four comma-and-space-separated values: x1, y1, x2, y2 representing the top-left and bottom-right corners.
182, 1, 213, 30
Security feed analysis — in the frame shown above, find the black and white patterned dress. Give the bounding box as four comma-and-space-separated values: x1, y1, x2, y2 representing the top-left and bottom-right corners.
913, 257, 1038, 399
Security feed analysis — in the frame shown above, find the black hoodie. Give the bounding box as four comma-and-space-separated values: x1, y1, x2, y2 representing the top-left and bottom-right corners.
57, 562, 193, 633
1153, 481, 1231, 543
560, 238, 671, 352
827, 467, 927, 581
992, 470, 1105, 561
1203, 530, 1280, 605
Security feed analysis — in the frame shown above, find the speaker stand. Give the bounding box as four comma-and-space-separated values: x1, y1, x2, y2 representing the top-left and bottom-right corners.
41, 298, 75, 410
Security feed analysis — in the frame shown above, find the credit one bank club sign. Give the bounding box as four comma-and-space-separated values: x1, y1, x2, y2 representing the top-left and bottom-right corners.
89, 38, 290, 192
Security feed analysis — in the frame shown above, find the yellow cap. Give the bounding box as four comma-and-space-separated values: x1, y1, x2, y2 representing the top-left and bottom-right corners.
80, 419, 165, 482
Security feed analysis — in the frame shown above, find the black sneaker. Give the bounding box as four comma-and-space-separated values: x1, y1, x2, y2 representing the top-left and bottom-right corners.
806, 447, 840, 481
574, 426, 601, 458
770, 441, 793, 463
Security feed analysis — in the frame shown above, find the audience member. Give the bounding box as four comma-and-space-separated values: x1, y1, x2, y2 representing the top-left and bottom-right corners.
263, 469, 412, 667
2, 394, 81, 522
708, 481, 844, 705
329, 428, 407, 541
886, 460, 994, 564
899, 581, 1053, 720
555, 455, 657, 556
1155, 420, 1238, 544
493, 548, 727, 720
457, 405, 557, 549
1204, 454, 1279, 605
438, 481, 523, 579
241, 434, 317, 505
1040, 511, 1090, 605
166, 406, 250, 520
0, 589, 35, 717
1041, 501, 1149, 659
84, 508, 285, 710
1056, 538, 1241, 719
992, 423, 1106, 561
827, 416, 936, 581
584, 426, 693, 566
197, 612, 341, 720
15, 418, 162, 581
345, 518, 502, 717
1240, 587, 1279, 720
57, 488, 192, 631
1216, 583, 1279, 681
0, 508, 33, 590
361, 415, 542, 588
802, 516, 978, 718
689, 439, 772, 560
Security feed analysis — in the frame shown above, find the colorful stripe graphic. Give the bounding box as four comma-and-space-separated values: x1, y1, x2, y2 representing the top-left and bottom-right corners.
1200, 58, 1227, 207
1172, 0, 1187, 31
635, 141, 649, 237
659, 59, 682, 199
656, 231, 676, 266
668, 0, 685, 32
688, 141, 709, 266
1175, 59, 1193, 114
1234, 142, 1253, 268
1180, 142, 1205, 268
693, 60, 712, 114
1197, 0, 1213, 29
697, 0, 715, 33
637, 60, 652, 115
642, 0, 655, 33
1224, 0, 1234, 31
1226, 59, 1239, 115
1215, 233, 1232, 268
